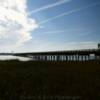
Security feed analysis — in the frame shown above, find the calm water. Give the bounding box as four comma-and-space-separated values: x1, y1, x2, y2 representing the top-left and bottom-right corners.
0, 55, 32, 61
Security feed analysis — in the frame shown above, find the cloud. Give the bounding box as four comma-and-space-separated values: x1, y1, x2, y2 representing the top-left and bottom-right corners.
38, 29, 90, 35
15, 41, 98, 53
36, 41, 98, 51
39, 1, 100, 24
28, 0, 71, 15
0, 0, 38, 49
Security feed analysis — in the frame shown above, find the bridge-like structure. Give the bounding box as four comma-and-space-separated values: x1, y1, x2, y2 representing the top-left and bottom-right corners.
12, 49, 100, 61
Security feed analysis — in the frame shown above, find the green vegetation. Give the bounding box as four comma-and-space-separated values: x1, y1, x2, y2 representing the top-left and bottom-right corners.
0, 60, 100, 100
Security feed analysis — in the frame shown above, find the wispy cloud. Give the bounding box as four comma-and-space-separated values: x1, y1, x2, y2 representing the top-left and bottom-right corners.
0, 0, 38, 49
15, 41, 98, 52
38, 29, 90, 34
28, 0, 71, 15
39, 1, 100, 24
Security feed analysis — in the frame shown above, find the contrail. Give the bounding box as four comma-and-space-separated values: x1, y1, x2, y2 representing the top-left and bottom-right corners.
39, 1, 100, 24
27, 0, 71, 15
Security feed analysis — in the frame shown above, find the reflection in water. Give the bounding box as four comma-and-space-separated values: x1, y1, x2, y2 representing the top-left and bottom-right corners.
0, 55, 32, 61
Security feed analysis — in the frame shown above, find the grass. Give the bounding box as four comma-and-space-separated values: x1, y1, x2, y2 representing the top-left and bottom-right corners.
0, 60, 100, 100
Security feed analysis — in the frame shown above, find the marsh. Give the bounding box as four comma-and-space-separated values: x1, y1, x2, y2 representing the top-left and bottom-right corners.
0, 61, 100, 100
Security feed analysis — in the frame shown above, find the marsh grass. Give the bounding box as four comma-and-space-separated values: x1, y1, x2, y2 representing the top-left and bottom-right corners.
0, 60, 100, 100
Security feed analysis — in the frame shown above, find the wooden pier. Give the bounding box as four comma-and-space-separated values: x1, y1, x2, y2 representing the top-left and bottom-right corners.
14, 49, 100, 61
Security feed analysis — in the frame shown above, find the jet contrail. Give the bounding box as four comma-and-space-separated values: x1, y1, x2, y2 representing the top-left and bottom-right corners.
39, 1, 100, 24
28, 0, 71, 15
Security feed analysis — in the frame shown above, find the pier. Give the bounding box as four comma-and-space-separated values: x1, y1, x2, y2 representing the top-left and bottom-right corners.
13, 49, 100, 61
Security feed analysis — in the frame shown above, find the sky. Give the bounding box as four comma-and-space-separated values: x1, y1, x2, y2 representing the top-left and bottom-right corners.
0, 0, 100, 52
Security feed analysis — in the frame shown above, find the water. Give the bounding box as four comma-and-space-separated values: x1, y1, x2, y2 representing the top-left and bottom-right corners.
0, 55, 96, 61
0, 55, 32, 61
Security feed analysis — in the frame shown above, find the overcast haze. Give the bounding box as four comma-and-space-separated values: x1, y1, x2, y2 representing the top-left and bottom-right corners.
0, 0, 100, 52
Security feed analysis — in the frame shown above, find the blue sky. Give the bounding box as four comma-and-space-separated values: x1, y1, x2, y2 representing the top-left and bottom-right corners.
0, 0, 100, 52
